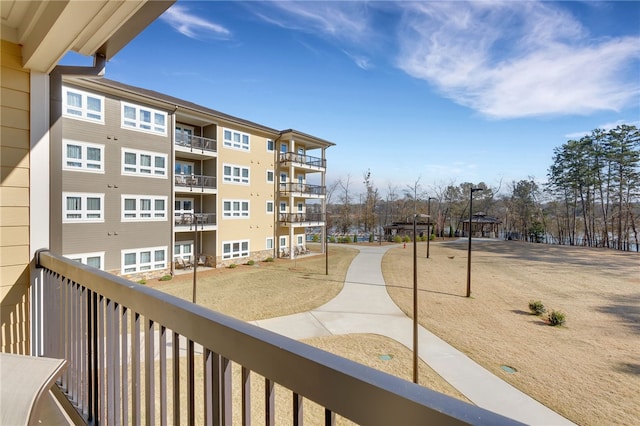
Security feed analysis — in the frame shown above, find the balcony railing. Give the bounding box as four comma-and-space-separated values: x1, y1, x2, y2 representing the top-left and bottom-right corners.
279, 212, 324, 224
175, 134, 217, 154
32, 250, 517, 425
175, 212, 216, 227
279, 152, 326, 169
278, 183, 325, 196
175, 175, 217, 192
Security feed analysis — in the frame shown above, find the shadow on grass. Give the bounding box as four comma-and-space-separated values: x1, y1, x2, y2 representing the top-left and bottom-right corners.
510, 309, 533, 316
618, 363, 640, 375
596, 293, 640, 335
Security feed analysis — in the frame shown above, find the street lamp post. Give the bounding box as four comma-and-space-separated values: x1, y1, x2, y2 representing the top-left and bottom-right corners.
426, 197, 435, 258
412, 213, 428, 384
192, 214, 200, 303
466, 188, 482, 297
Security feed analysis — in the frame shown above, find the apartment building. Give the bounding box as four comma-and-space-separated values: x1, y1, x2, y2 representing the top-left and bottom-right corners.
53, 77, 333, 280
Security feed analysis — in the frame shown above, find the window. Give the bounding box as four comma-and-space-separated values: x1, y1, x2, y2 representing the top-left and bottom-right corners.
122, 246, 167, 274
266, 238, 274, 250
223, 200, 249, 218
280, 173, 287, 183
174, 242, 193, 260
280, 202, 287, 213
223, 128, 250, 151
175, 161, 194, 176
121, 102, 167, 135
279, 236, 287, 248
175, 124, 194, 145
63, 140, 104, 172
222, 240, 249, 260
297, 235, 304, 245
65, 252, 105, 270
280, 143, 288, 154
122, 195, 167, 221
223, 164, 250, 184
122, 149, 167, 177
266, 170, 274, 183
267, 139, 274, 151
62, 86, 104, 123
266, 201, 274, 214
63, 193, 104, 223
297, 202, 304, 213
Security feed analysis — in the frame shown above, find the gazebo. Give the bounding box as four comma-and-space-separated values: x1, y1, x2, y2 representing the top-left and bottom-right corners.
461, 212, 502, 238
383, 219, 431, 239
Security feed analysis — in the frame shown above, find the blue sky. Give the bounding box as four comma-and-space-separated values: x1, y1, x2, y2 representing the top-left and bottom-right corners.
63, 1, 640, 195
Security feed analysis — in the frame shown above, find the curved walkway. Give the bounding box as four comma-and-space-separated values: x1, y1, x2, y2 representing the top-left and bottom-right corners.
252, 245, 574, 425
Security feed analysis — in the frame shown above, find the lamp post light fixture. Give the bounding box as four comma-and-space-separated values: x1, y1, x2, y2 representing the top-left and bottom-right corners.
466, 188, 483, 297
426, 197, 436, 258
412, 213, 428, 383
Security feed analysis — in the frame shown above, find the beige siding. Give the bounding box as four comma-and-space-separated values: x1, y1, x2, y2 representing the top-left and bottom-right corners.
0, 40, 30, 354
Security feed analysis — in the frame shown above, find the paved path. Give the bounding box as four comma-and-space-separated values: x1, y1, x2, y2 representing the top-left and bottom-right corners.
252, 245, 574, 426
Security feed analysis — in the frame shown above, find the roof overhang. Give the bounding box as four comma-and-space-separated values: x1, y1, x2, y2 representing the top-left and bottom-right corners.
1, 0, 174, 73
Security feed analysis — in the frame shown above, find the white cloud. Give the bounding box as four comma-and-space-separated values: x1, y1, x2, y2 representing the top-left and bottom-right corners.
160, 5, 231, 40
565, 120, 640, 139
342, 50, 373, 70
395, 1, 640, 119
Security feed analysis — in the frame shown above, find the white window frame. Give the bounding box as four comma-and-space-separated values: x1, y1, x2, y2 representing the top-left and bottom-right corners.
222, 164, 250, 184
121, 246, 168, 274
279, 202, 287, 213
297, 235, 304, 245
266, 139, 274, 152
222, 240, 250, 260
297, 202, 304, 213
266, 201, 274, 214
266, 170, 274, 183
174, 241, 193, 261
63, 139, 104, 173
63, 192, 104, 223
122, 148, 167, 178
65, 251, 105, 270
62, 86, 105, 123
121, 195, 168, 221
222, 128, 250, 151
266, 237, 274, 250
121, 101, 167, 136
279, 236, 288, 249
222, 199, 249, 218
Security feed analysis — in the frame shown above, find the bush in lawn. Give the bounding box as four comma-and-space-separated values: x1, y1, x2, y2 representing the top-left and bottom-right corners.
393, 235, 402, 243
548, 310, 566, 326
246, 260, 255, 266
137, 279, 146, 285
369, 234, 374, 242
264, 257, 274, 262
228, 263, 237, 269
159, 275, 172, 281
402, 235, 411, 243
353, 234, 358, 243
312, 234, 319, 242
528, 300, 546, 315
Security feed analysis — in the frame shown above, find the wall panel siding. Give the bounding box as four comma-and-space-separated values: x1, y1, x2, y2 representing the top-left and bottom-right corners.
0, 40, 30, 354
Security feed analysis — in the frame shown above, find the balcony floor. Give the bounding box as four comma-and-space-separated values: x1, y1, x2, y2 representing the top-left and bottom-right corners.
35, 390, 74, 425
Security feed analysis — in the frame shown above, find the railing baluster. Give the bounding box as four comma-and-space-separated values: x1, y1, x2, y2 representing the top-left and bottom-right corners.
133, 312, 141, 426
98, 295, 105, 423
106, 298, 115, 424
293, 393, 303, 426
62, 277, 70, 392
187, 339, 195, 426
113, 302, 121, 426
145, 318, 156, 425
204, 349, 218, 426
221, 357, 232, 425
81, 285, 87, 415
172, 332, 180, 426
265, 378, 274, 426
242, 367, 251, 426
160, 325, 167, 426
122, 307, 129, 425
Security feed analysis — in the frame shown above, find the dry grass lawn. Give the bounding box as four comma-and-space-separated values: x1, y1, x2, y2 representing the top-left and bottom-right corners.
384, 239, 640, 426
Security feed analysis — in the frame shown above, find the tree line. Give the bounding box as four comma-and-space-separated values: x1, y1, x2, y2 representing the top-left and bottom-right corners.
325, 125, 639, 251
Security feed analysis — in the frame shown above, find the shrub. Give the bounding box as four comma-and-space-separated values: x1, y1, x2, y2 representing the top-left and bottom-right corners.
393, 235, 402, 243
312, 234, 319, 242
329, 236, 336, 243
228, 263, 237, 269
137, 279, 146, 285
353, 234, 358, 243
246, 260, 255, 266
548, 310, 566, 326
264, 257, 274, 262
528, 300, 546, 315
159, 275, 172, 281
369, 234, 374, 242
402, 235, 411, 243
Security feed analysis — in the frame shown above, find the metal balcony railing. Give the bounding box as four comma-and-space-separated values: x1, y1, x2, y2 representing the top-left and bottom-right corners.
175, 175, 217, 192
32, 251, 517, 426
175, 134, 217, 154
175, 212, 216, 227
279, 213, 324, 223
278, 182, 325, 196
278, 152, 326, 168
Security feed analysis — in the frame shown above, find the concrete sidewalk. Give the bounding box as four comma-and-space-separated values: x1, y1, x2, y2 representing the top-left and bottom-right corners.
252, 245, 574, 425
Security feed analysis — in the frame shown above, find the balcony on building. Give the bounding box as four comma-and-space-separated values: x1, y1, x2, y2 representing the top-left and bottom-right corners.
278, 182, 325, 199
174, 174, 217, 194
279, 212, 325, 227
174, 212, 217, 231
278, 151, 326, 172
174, 133, 217, 158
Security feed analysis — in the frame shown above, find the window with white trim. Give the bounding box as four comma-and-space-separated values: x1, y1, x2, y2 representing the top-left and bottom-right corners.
266, 238, 274, 250
122, 195, 167, 221
267, 139, 274, 151
297, 202, 304, 213
223, 164, 250, 184
222, 240, 249, 260
122, 246, 167, 274
62, 86, 104, 123
63, 140, 104, 173
266, 170, 274, 183
63, 193, 104, 223
279, 236, 287, 248
223, 128, 250, 151
122, 148, 167, 177
266, 201, 274, 214
297, 235, 304, 245
174, 242, 193, 261
279, 202, 287, 213
65, 252, 105, 270
121, 102, 167, 135
223, 200, 249, 218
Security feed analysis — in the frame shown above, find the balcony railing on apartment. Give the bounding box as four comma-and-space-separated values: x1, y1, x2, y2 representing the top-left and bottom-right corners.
279, 212, 324, 224
175, 134, 217, 154
175, 212, 216, 228
278, 183, 325, 196
32, 250, 517, 425
175, 175, 217, 192
279, 152, 326, 169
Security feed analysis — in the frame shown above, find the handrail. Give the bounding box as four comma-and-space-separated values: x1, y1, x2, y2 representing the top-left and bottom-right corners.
278, 152, 326, 168
174, 174, 217, 191
175, 134, 217, 153
278, 182, 325, 196
34, 250, 519, 425
279, 212, 324, 223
